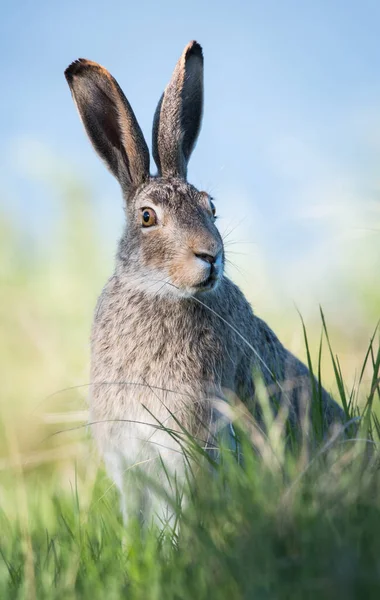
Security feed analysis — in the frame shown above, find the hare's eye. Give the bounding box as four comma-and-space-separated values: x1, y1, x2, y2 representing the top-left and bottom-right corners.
141, 208, 157, 228
210, 199, 216, 218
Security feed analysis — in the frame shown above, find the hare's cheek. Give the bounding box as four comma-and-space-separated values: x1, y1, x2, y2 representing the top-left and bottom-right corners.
141, 239, 169, 270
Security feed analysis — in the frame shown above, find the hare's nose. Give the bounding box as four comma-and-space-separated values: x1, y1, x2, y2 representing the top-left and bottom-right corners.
194, 252, 217, 265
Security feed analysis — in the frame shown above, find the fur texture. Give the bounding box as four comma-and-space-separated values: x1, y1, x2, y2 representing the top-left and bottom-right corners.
65, 41, 345, 526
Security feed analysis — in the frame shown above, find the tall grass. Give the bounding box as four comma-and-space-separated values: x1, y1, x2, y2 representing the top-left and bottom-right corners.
0, 329, 379, 599
0, 178, 379, 598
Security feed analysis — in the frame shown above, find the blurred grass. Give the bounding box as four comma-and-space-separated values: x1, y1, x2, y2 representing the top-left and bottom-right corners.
0, 176, 379, 598
0, 351, 379, 599
0, 178, 107, 460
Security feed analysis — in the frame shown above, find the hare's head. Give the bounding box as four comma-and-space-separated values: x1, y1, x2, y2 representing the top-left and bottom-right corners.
65, 42, 224, 298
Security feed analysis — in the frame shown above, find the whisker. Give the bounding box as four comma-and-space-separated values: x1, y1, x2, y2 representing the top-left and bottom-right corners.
223, 240, 257, 247
29, 381, 199, 416
43, 418, 213, 448
225, 259, 248, 279
225, 250, 248, 257
221, 218, 246, 241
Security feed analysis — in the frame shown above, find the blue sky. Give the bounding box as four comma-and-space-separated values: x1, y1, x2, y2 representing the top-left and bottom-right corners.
1, 0, 379, 318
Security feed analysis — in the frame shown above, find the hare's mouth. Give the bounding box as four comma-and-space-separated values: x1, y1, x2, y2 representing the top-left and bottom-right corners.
194, 271, 219, 292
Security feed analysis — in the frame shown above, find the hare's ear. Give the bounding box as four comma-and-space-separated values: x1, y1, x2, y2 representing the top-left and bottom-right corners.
152, 41, 203, 180
65, 59, 150, 190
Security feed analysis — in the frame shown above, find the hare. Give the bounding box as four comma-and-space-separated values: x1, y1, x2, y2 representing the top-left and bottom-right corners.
65, 41, 345, 526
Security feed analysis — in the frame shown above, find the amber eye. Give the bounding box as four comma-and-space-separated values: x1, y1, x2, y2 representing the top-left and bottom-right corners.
210, 199, 216, 218
141, 208, 157, 227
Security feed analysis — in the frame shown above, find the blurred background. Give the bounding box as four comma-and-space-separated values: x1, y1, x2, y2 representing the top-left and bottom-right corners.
0, 0, 379, 475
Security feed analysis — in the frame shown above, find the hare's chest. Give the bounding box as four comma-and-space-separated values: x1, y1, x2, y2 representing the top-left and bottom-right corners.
91, 295, 235, 389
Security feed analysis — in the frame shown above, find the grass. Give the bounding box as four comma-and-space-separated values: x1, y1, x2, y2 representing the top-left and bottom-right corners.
1, 178, 380, 598
0, 316, 379, 599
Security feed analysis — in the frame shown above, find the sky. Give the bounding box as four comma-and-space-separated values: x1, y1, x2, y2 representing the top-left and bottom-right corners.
1, 0, 379, 320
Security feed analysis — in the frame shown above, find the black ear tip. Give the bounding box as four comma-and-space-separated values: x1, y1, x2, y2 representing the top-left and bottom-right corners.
64, 58, 92, 84
186, 40, 203, 61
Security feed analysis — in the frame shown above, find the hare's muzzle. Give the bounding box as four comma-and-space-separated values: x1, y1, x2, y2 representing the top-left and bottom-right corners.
194, 250, 223, 291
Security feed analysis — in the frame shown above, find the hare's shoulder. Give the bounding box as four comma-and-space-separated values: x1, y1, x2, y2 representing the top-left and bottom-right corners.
214, 277, 257, 340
